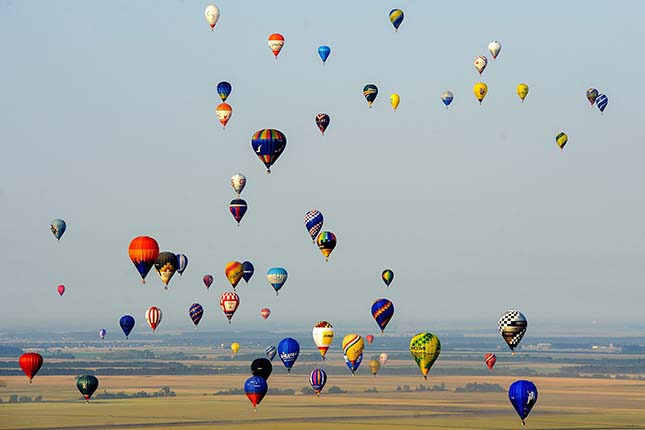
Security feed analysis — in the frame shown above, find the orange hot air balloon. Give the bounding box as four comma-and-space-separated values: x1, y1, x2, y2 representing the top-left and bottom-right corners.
216, 103, 232, 128
225, 261, 243, 289
19, 353, 43, 383
366, 335, 375, 345
261, 308, 271, 319
128, 236, 159, 284
484, 353, 496, 371
268, 33, 285, 58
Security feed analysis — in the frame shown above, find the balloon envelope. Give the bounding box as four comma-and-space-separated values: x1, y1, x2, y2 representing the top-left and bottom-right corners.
229, 198, 247, 225
128, 236, 159, 284
231, 173, 246, 196
225, 261, 243, 289
203, 274, 213, 289
509, 380, 538, 424
586, 88, 598, 106
217, 81, 232, 102
381, 269, 394, 287
50, 219, 66, 241
98, 328, 107, 339
57, 284, 65, 296
19, 353, 43, 383
315, 114, 330, 135
204, 5, 220, 29
485, 353, 497, 371
251, 129, 287, 173
516, 83, 529, 102
366, 334, 375, 345
244, 376, 268, 409
474, 56, 488, 75
556, 132, 568, 150
488, 41, 501, 59
389, 9, 404, 30
369, 359, 381, 375
316, 231, 337, 261
596, 94, 608, 112
268, 33, 285, 58
265, 345, 277, 361
304, 210, 324, 242
441, 90, 454, 107
176, 254, 188, 275
342, 334, 364, 374
390, 93, 400, 111
498, 310, 528, 352
216, 103, 233, 127
154, 252, 179, 288
473, 82, 488, 104
312, 321, 334, 359
120, 315, 135, 339
251, 358, 273, 380
410, 332, 441, 379
371, 298, 394, 332
145, 306, 162, 332
260, 308, 271, 319
241, 261, 254, 282
231, 342, 240, 354
363, 84, 378, 107
318, 45, 331, 64
220, 291, 240, 323
189, 303, 204, 327
76, 375, 99, 402
379, 352, 388, 365
267, 267, 288, 295
309, 368, 327, 395
277, 337, 300, 373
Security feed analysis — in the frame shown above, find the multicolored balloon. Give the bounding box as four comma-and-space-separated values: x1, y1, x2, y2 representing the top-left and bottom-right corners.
473, 82, 488, 104
315, 113, 330, 135
363, 84, 378, 108
155, 252, 179, 289
318, 45, 331, 64
316, 231, 337, 261
596, 94, 608, 113
556, 132, 568, 151
242, 261, 254, 282
410, 332, 441, 380
498, 310, 527, 353
369, 358, 380, 376
586, 88, 598, 106
231, 173, 246, 197
57, 284, 65, 296
19, 353, 43, 383
488, 41, 501, 59
244, 376, 268, 410
220, 291, 240, 323
266, 345, 277, 361
312, 321, 334, 360
381, 269, 394, 287
268, 33, 285, 58
342, 334, 364, 375
267, 267, 288, 295
305, 210, 324, 242
176, 254, 188, 276
204, 5, 220, 30
119, 315, 135, 339
390, 93, 400, 111
98, 328, 107, 340
309, 368, 327, 396
389, 9, 404, 31
251, 129, 287, 174
225, 261, 243, 289
516, 83, 529, 102
484, 353, 496, 371
509, 380, 538, 426
260, 308, 271, 319
145, 306, 162, 332
474, 56, 488, 75
203, 274, 213, 289
278, 337, 300, 374
76, 375, 99, 402
216, 103, 232, 128
371, 298, 394, 333
441, 90, 454, 108
189, 303, 204, 327
128, 236, 159, 284
50, 219, 66, 241
229, 199, 247, 225
217, 81, 232, 102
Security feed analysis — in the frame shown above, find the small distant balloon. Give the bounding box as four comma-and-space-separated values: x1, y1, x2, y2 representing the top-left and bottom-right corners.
225, 261, 243, 289
474, 56, 488, 75
267, 267, 288, 295
379, 352, 388, 365
555, 132, 568, 151
176, 254, 188, 276
305, 210, 324, 242
57, 284, 65, 296
154, 252, 179, 289
315, 113, 330, 135
189, 303, 204, 327
119, 315, 135, 339
366, 334, 375, 345
266, 345, 277, 361
203, 274, 213, 289
381, 269, 394, 287
229, 198, 247, 225
251, 358, 273, 380
98, 328, 107, 340
216, 103, 233, 128
76, 375, 99, 402
309, 368, 327, 396
369, 359, 381, 376
242, 261, 255, 282
231, 342, 240, 354
145, 306, 162, 332
516, 84, 529, 102
390, 93, 400, 111
586, 88, 598, 106
473, 82, 488, 104
318, 45, 331, 64
596, 94, 608, 113
371, 298, 394, 333
220, 291, 240, 323
251, 129, 287, 174
261, 308, 271, 319
484, 353, 496, 371
50, 219, 66, 241
204, 5, 220, 30
441, 90, 454, 108
389, 9, 404, 31
268, 33, 285, 58
488, 41, 501, 59
363, 84, 378, 108
231, 173, 246, 196
316, 231, 337, 262
217, 81, 232, 102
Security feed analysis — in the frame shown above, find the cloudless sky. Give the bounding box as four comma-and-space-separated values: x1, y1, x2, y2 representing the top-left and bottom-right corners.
1, 1, 645, 337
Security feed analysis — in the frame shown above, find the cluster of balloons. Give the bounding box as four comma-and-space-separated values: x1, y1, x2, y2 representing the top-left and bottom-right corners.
229, 173, 247, 225
304, 210, 337, 261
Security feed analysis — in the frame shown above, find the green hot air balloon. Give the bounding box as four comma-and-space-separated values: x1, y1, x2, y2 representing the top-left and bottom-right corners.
76, 375, 99, 402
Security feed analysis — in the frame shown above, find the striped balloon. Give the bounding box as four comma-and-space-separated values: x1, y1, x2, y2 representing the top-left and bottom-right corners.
176, 254, 188, 275
371, 298, 394, 333
484, 353, 496, 371
389, 9, 404, 31
596, 94, 608, 113
266, 345, 277, 361
316, 231, 337, 262
309, 368, 327, 396
251, 129, 287, 174
219, 291, 240, 323
229, 199, 247, 225
304, 210, 324, 242
189, 303, 204, 327
145, 306, 162, 332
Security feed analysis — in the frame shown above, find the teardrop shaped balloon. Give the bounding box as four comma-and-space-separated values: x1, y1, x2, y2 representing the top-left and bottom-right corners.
265, 345, 277, 361
509, 380, 538, 425
484, 353, 496, 371
204, 5, 220, 31
216, 103, 232, 128
555, 132, 568, 151
217, 81, 232, 102
315, 113, 330, 135
309, 368, 327, 396
242, 261, 254, 282
119, 315, 135, 339
371, 298, 394, 333
304, 210, 324, 242
231, 342, 240, 354
277, 337, 300, 373
98, 328, 106, 340
596, 94, 608, 113
390, 93, 400, 111
342, 334, 364, 375
268, 33, 285, 58
128, 236, 159, 284
369, 358, 380, 375
19, 353, 43, 383
317, 45, 331, 64
381, 269, 394, 287
260, 308, 271, 319
176, 254, 188, 275
410, 332, 441, 380
225, 261, 243, 289
244, 375, 268, 410
57, 284, 65, 296
251, 358, 272, 380
366, 334, 375, 345
379, 352, 388, 365
312, 321, 334, 360
189, 303, 204, 327
516, 83, 529, 102
76, 375, 99, 402
389, 9, 404, 31
474, 56, 488, 75
488, 41, 501, 59
441, 90, 454, 108
203, 274, 213, 289
498, 310, 528, 353
220, 291, 240, 323
363, 84, 378, 108
251, 129, 287, 174
154, 252, 179, 289
586, 88, 598, 106
267, 267, 288, 295
229, 198, 247, 225
231, 173, 246, 197
145, 306, 162, 332
316, 231, 337, 262
50, 219, 66, 241
473, 82, 488, 104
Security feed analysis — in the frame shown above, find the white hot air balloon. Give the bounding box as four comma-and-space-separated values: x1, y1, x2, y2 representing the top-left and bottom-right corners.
205, 5, 220, 31
488, 41, 501, 59
231, 173, 246, 197
474, 56, 488, 75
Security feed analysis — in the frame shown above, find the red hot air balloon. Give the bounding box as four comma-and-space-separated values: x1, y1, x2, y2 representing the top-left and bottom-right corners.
484, 353, 497, 371
268, 33, 285, 58
128, 236, 160, 284
220, 291, 240, 323
203, 274, 213, 289
261, 308, 271, 319
366, 334, 375, 345
145, 306, 163, 332
19, 353, 43, 383
57, 284, 65, 296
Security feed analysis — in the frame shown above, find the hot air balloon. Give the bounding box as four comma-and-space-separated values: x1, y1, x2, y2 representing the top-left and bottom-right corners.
216, 103, 232, 128
315, 113, 330, 135
176, 254, 188, 276
390, 93, 400, 111
268, 33, 285, 58
586, 88, 598, 106
309, 368, 327, 396
57, 284, 65, 296
410, 332, 441, 380
251, 129, 287, 174
155, 252, 178, 289
517, 84, 529, 102
128, 236, 159, 284
204, 5, 220, 31
145, 306, 162, 332
260, 308, 271, 319
342, 334, 364, 375
231, 342, 240, 354
267, 267, 288, 295
217, 81, 232, 102
498, 310, 527, 354
474, 56, 488, 75
225, 261, 243, 289
229, 199, 247, 225
316, 231, 337, 261
369, 359, 381, 376
50, 219, 66, 241
389, 9, 404, 31
76, 375, 99, 402
379, 353, 388, 365
363, 84, 378, 108
98, 328, 106, 340
304, 210, 324, 242
278, 337, 300, 374
189, 303, 204, 327
555, 132, 568, 151
484, 353, 496, 371
119, 315, 135, 339
371, 298, 394, 333
366, 335, 375, 345
19, 353, 43, 383
266, 345, 277, 361
220, 291, 240, 323
473, 82, 488, 104
203, 274, 213, 289
488, 41, 501, 59
509, 380, 538, 426
441, 90, 454, 108
241, 261, 254, 282
251, 358, 273, 380
318, 45, 331, 64
381, 269, 394, 287
312, 321, 334, 360
596, 94, 608, 113
231, 173, 246, 197
244, 376, 268, 410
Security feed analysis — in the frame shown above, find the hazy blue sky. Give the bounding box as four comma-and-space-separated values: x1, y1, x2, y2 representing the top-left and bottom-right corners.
1, 1, 644, 337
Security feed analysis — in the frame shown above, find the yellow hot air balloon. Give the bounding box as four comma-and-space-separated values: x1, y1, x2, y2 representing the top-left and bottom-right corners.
369, 359, 381, 376
473, 82, 488, 104
225, 261, 243, 289
230, 342, 240, 354
342, 334, 364, 374
516, 83, 529, 102
410, 332, 441, 380
556, 132, 568, 151
390, 93, 400, 111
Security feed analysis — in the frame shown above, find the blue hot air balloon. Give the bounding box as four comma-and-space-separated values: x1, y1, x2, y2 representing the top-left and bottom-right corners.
244, 375, 268, 410
277, 337, 300, 373
441, 90, 454, 108
98, 328, 107, 340
189, 303, 204, 327
509, 380, 538, 426
596, 94, 608, 113
318, 45, 331, 64
176, 254, 188, 276
371, 298, 394, 333
217, 81, 232, 102
309, 368, 327, 396
265, 345, 277, 361
242, 261, 254, 282
267, 267, 288, 295
50, 219, 67, 241
304, 210, 324, 242
389, 9, 404, 31
251, 129, 287, 174
119, 315, 135, 339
